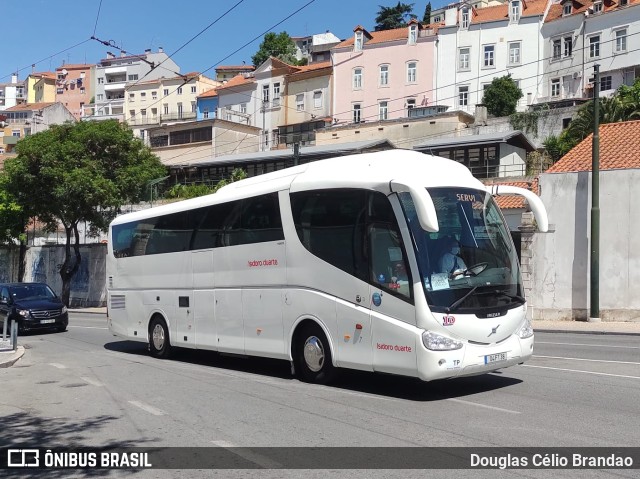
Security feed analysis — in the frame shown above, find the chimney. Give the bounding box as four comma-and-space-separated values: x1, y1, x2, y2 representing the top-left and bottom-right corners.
11, 73, 18, 84
145, 48, 151, 54
120, 52, 126, 57
158, 47, 164, 53
444, 7, 457, 26
106, 51, 115, 59
474, 104, 488, 125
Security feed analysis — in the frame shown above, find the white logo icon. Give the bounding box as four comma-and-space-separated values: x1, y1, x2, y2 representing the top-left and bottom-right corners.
8, 449, 40, 467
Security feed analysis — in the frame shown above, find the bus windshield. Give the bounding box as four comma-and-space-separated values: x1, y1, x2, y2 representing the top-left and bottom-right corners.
398, 188, 523, 314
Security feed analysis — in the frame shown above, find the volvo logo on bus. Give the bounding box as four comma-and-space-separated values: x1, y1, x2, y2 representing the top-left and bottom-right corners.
442, 315, 455, 326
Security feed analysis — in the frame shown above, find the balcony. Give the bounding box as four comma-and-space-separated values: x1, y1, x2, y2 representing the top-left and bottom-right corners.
160, 112, 197, 122
104, 66, 127, 75
104, 82, 126, 92
128, 116, 160, 126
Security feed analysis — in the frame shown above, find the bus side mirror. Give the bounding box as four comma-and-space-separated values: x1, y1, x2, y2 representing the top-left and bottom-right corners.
390, 180, 439, 232
486, 185, 549, 233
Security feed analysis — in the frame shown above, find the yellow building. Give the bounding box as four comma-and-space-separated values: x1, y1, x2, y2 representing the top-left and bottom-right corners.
27, 72, 56, 103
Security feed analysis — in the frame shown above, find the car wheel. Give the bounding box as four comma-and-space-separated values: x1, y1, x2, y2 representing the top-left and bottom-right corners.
56, 323, 67, 333
149, 316, 172, 359
294, 322, 335, 384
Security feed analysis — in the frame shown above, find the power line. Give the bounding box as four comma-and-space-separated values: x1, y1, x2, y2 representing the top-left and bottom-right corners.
93, 0, 104, 37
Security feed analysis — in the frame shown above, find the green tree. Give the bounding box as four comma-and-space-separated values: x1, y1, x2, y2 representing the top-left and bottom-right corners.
616, 78, 640, 119
3, 120, 166, 306
482, 75, 523, 117
374, 2, 416, 31
0, 174, 29, 281
423, 2, 432, 23
165, 168, 247, 199
251, 32, 299, 67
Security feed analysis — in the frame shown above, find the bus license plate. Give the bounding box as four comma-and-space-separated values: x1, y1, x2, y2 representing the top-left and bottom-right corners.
485, 352, 507, 364
40, 319, 55, 324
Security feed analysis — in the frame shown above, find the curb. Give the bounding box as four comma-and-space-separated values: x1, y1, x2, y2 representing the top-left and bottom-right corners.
0, 346, 25, 368
534, 329, 640, 336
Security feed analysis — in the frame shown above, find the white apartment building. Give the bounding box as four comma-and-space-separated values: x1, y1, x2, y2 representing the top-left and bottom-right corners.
541, 0, 640, 102
435, 0, 550, 113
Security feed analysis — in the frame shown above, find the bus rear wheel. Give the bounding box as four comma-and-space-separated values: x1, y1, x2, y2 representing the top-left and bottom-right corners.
295, 323, 335, 384
149, 316, 172, 359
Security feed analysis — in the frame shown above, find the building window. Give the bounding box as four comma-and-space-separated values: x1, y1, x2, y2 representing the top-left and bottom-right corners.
57, 88, 64, 94
407, 62, 417, 82
296, 93, 305, 111
203, 109, 209, 119
406, 98, 416, 116
262, 84, 269, 104
152, 91, 157, 100
355, 31, 363, 51
141, 109, 146, 117
564, 37, 573, 57
177, 87, 183, 95
600, 75, 612, 91
163, 88, 169, 96
508, 42, 521, 65
98, 77, 104, 84
379, 101, 388, 120
458, 86, 469, 106
563, 3, 572, 15
191, 86, 197, 94
129, 93, 135, 101
589, 35, 600, 58
129, 110, 135, 119
191, 101, 196, 113
240, 103, 247, 114
553, 39, 561, 60
140, 92, 146, 101
12, 130, 20, 138
551, 78, 560, 97
163, 103, 169, 115
510, 0, 521, 21
593, 1, 603, 13
353, 68, 363, 89
408, 24, 417, 44
461, 8, 470, 29
615, 29, 627, 53
623, 70, 635, 86
483, 45, 495, 67
433, 15, 441, 22
177, 103, 183, 118
128, 74, 138, 81
273, 82, 280, 106
97, 94, 104, 101
379, 65, 389, 86
353, 104, 361, 123
459, 48, 470, 70
313, 91, 322, 108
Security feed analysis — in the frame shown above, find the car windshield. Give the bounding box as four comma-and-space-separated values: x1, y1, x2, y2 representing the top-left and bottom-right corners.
9, 284, 56, 301
398, 188, 522, 313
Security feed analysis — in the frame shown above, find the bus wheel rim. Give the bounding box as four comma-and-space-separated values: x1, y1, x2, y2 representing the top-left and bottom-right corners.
152, 324, 165, 350
303, 336, 324, 372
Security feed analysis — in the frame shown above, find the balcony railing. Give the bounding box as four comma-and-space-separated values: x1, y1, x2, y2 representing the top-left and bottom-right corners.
160, 112, 197, 122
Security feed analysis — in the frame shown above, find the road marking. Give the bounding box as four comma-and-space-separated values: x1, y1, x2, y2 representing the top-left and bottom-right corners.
49, 363, 67, 369
522, 364, 640, 380
536, 341, 640, 350
534, 355, 640, 365
128, 400, 165, 416
446, 398, 520, 414
80, 377, 104, 387
211, 441, 282, 468
68, 326, 108, 330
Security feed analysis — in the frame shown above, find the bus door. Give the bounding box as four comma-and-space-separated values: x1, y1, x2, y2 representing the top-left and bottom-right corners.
368, 197, 418, 376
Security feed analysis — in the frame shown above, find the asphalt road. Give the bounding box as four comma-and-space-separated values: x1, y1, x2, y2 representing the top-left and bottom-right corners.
2, 313, 639, 479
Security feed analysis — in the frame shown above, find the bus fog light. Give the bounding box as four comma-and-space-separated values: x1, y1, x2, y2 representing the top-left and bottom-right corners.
438, 359, 446, 366
422, 331, 463, 351
516, 319, 534, 339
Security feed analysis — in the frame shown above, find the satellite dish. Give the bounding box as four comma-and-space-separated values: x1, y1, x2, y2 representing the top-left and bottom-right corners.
61, 69, 68, 75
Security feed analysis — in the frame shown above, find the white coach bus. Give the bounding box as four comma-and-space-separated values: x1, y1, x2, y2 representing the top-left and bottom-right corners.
106, 150, 548, 383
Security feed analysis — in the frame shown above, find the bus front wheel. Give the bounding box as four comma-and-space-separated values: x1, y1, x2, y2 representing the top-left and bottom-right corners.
295, 323, 335, 384
149, 316, 172, 359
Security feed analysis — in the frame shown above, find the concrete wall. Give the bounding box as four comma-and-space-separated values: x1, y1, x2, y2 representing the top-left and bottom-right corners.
526, 169, 640, 322
0, 244, 107, 307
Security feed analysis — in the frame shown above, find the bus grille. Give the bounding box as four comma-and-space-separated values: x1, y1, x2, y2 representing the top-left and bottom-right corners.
110, 295, 126, 310
31, 309, 62, 319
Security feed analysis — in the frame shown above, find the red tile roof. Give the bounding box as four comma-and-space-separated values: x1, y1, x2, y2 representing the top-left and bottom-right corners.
5, 102, 55, 111
216, 65, 255, 71
56, 64, 94, 70
483, 178, 540, 210
546, 120, 640, 173
545, 0, 640, 23
215, 73, 254, 92
198, 88, 218, 99
472, 0, 548, 24
286, 61, 332, 82
336, 25, 412, 48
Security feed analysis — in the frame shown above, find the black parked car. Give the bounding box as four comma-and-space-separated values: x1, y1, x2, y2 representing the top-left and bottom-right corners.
0, 283, 69, 334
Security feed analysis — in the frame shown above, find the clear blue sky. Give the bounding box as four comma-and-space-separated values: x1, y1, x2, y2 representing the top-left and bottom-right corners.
1, 0, 446, 82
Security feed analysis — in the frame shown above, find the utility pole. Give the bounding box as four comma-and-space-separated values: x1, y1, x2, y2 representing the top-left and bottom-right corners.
589, 64, 600, 322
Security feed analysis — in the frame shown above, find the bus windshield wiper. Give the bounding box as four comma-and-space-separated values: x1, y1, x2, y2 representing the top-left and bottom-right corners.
446, 286, 478, 313
475, 289, 526, 304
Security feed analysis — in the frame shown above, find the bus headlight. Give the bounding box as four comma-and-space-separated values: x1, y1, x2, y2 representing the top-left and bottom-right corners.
422, 330, 463, 351
516, 319, 534, 339
62, 306, 68, 314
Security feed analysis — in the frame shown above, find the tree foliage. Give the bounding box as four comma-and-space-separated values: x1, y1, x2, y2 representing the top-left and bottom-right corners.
251, 32, 300, 67
166, 168, 247, 200
0, 174, 27, 245
374, 2, 416, 31
423, 2, 432, 23
3, 120, 165, 305
482, 76, 523, 117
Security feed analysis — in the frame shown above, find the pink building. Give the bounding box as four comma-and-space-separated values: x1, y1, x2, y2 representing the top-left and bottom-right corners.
331, 20, 437, 125
55, 64, 95, 120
